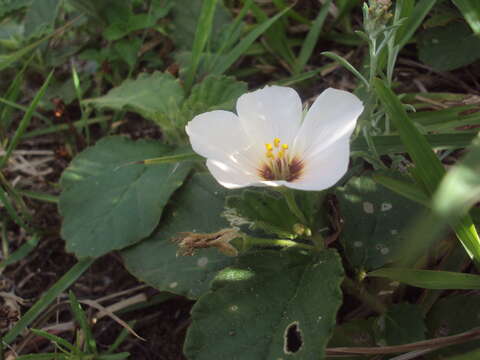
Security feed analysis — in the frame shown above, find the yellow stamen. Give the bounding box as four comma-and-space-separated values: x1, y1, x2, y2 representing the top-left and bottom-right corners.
274, 138, 281, 147
265, 143, 273, 151
266, 151, 274, 159
278, 150, 284, 158
282, 144, 289, 150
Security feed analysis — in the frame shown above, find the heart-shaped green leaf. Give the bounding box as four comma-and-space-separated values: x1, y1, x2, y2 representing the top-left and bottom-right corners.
121, 172, 236, 299
59, 136, 192, 258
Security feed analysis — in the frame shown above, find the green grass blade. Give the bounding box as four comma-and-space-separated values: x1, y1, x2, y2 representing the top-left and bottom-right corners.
411, 104, 480, 131
211, 7, 289, 75
17, 190, 59, 204
0, 187, 30, 230
23, 115, 110, 139
249, 3, 296, 68
16, 353, 68, 360
30, 329, 77, 353
68, 291, 97, 354
141, 151, 201, 165
0, 70, 54, 169
0, 17, 81, 71
453, 0, 480, 35
374, 78, 444, 192
0, 97, 52, 125
351, 133, 477, 154
372, 174, 430, 207
321, 51, 369, 88
185, 0, 218, 90
0, 234, 40, 270
97, 354, 130, 360
294, 0, 332, 74
0, 55, 34, 135
3, 258, 94, 344
396, 0, 437, 48
368, 268, 480, 289
272, 0, 310, 24
374, 78, 480, 266
214, 0, 252, 56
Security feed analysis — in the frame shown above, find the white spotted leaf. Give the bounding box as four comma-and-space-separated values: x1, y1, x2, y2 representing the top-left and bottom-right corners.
184, 249, 344, 360
336, 176, 423, 270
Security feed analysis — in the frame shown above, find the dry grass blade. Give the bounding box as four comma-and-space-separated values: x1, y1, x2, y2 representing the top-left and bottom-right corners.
79, 299, 145, 340
326, 327, 480, 355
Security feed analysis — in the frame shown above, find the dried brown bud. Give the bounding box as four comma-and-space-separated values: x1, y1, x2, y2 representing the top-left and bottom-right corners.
173, 228, 241, 257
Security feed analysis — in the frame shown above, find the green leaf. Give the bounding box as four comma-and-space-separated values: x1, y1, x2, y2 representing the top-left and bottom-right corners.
83, 72, 184, 126
427, 294, 480, 357
411, 104, 480, 132
453, 0, 480, 35
374, 78, 480, 267
395, 0, 437, 48
368, 268, 480, 289
373, 173, 430, 207
418, 21, 480, 71
185, 0, 219, 90
24, 0, 62, 39
293, 0, 332, 74
121, 173, 236, 299
171, 0, 231, 50
351, 133, 477, 154
184, 249, 344, 360
382, 303, 426, 345
179, 75, 247, 125
59, 136, 192, 258
210, 7, 289, 75
328, 319, 376, 354
336, 176, 422, 270
433, 134, 480, 221
0, 0, 31, 18
224, 190, 300, 239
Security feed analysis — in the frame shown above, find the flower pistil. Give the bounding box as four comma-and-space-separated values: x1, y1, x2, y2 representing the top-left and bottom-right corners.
259, 137, 303, 182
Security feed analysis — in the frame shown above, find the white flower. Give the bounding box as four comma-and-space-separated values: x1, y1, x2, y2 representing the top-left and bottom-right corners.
185, 86, 364, 190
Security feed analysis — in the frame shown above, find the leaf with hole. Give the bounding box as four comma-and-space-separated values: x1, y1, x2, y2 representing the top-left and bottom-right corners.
59, 136, 192, 258
184, 249, 344, 360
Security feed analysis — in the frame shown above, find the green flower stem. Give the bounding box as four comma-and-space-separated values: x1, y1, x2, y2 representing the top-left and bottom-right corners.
342, 276, 387, 315
244, 236, 314, 251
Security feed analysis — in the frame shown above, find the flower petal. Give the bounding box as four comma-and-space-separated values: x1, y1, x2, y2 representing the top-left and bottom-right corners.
206, 159, 258, 189
236, 86, 303, 147
285, 139, 350, 191
185, 110, 249, 160
293, 88, 363, 158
